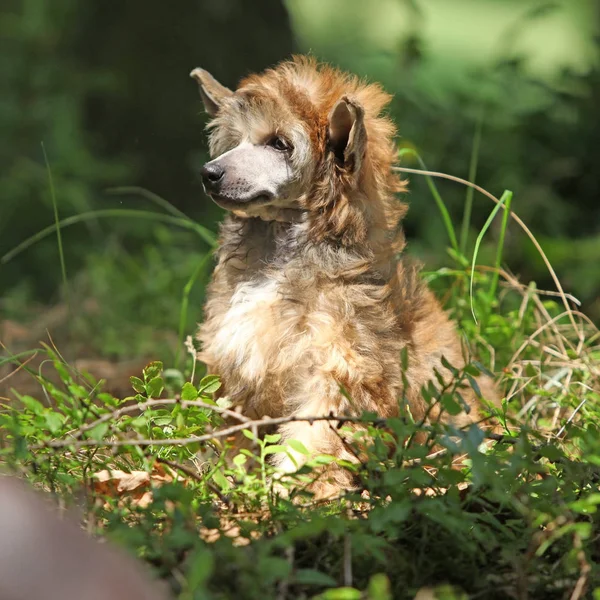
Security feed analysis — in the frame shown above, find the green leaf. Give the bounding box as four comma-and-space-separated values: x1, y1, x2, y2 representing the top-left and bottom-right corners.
440, 393, 463, 416
569, 493, 600, 515
53, 361, 72, 384
87, 422, 110, 441
233, 454, 247, 467
456, 392, 473, 415
294, 569, 337, 587
97, 393, 119, 407
264, 433, 282, 444
44, 411, 65, 434
130, 376, 145, 395
198, 375, 221, 394
466, 374, 482, 399
242, 429, 257, 441
525, 363, 538, 378
212, 469, 232, 491
67, 384, 88, 400
472, 361, 494, 378
240, 449, 258, 459
367, 574, 391, 600
263, 445, 287, 456
151, 426, 166, 438
186, 548, 214, 590
464, 363, 481, 377
441, 355, 459, 376
288, 439, 310, 455
143, 361, 163, 381
309, 455, 335, 466
145, 376, 164, 398
181, 382, 199, 401
538, 444, 564, 461
19, 395, 45, 415
130, 415, 148, 428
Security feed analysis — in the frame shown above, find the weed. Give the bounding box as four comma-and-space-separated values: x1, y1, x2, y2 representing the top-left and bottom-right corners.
1, 162, 599, 599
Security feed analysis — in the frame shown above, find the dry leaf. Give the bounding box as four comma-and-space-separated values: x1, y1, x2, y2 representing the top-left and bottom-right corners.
199, 511, 264, 547
412, 482, 470, 498
91, 464, 180, 508
200, 520, 261, 547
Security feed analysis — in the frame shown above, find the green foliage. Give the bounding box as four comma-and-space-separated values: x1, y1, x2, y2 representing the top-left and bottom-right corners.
2, 0, 600, 320
0, 0, 293, 303
2, 3, 600, 598
3, 125, 599, 596
2, 253, 599, 598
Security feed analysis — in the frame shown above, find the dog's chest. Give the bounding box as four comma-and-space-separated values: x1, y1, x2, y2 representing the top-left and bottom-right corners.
205, 278, 303, 382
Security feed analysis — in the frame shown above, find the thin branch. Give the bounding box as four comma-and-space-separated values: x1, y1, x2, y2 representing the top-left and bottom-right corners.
555, 398, 588, 440
0, 351, 39, 384
155, 456, 202, 482
155, 456, 230, 506
33, 412, 513, 451
37, 413, 389, 450
67, 397, 250, 440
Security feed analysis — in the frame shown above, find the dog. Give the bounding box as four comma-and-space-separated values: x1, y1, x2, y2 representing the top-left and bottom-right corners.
191, 56, 498, 498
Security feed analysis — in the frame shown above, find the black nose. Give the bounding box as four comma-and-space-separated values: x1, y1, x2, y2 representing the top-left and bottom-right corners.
201, 162, 225, 191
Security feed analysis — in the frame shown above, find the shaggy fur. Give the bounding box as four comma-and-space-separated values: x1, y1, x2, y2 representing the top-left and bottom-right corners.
193, 56, 498, 498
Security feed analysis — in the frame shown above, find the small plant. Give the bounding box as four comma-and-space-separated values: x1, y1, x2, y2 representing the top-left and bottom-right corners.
1, 155, 599, 599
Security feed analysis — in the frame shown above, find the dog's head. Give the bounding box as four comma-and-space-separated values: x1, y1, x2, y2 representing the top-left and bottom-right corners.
191, 56, 406, 243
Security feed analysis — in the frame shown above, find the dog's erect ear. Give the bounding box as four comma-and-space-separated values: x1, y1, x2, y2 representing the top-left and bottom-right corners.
190, 68, 234, 117
328, 96, 367, 173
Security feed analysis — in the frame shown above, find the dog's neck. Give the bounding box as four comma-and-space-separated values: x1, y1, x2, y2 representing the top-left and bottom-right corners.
231, 206, 306, 224
219, 214, 397, 283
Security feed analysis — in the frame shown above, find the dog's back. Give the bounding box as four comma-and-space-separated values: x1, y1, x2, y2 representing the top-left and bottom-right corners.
193, 57, 498, 497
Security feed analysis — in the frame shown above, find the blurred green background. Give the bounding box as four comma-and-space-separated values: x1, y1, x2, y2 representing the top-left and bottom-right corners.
1, 0, 599, 373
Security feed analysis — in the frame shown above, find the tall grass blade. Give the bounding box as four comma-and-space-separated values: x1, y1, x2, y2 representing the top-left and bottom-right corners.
399, 148, 460, 254
1, 209, 216, 265
394, 165, 581, 337
0, 349, 40, 369
106, 186, 192, 221
459, 113, 483, 254
489, 190, 513, 301
41, 143, 68, 302
470, 190, 512, 324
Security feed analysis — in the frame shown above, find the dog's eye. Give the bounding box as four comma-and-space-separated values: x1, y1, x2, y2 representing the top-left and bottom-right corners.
268, 136, 292, 152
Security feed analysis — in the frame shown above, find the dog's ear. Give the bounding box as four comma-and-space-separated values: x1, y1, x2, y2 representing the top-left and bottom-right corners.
328, 96, 367, 174
190, 68, 234, 117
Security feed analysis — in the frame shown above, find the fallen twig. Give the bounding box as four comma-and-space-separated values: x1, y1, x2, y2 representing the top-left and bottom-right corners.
34, 411, 511, 451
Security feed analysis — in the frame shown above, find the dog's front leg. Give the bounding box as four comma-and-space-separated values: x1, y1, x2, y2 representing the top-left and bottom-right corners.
271, 416, 360, 501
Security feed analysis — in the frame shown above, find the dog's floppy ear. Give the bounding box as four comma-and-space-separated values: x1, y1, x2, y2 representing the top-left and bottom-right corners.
328, 96, 367, 173
190, 68, 234, 117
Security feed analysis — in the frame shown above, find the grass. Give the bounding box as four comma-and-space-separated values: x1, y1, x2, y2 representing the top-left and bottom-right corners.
469, 189, 512, 324
459, 111, 484, 257
0, 208, 216, 265
42, 142, 69, 307
1, 158, 600, 600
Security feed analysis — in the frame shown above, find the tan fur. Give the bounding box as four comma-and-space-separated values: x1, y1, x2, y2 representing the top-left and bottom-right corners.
196, 57, 498, 498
